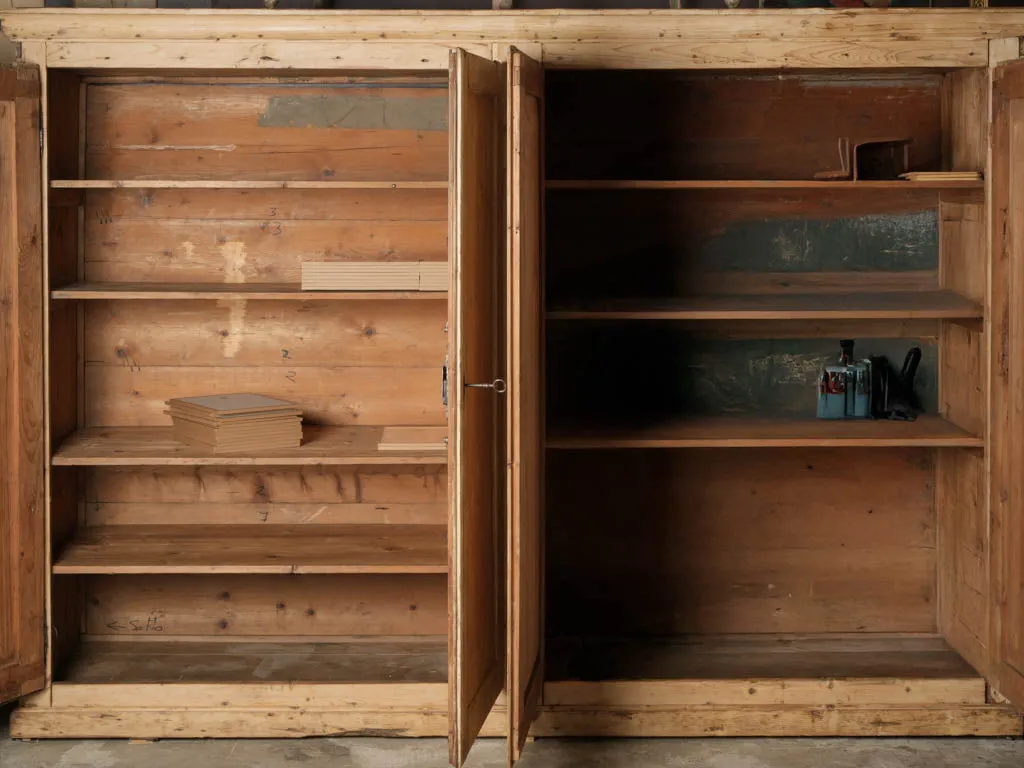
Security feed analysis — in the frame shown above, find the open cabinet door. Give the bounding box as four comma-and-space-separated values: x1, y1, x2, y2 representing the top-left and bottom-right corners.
990, 40, 1024, 710
0, 64, 45, 706
506, 48, 544, 765
448, 48, 506, 768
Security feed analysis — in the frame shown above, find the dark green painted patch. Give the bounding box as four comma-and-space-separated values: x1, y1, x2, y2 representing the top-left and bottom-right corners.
548, 327, 936, 423
702, 210, 938, 273
259, 94, 448, 131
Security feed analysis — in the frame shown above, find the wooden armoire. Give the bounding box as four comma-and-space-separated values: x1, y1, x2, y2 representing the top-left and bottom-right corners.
4, 8, 1024, 766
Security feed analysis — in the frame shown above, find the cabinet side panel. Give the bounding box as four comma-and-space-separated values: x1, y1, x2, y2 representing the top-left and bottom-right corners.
936, 68, 989, 677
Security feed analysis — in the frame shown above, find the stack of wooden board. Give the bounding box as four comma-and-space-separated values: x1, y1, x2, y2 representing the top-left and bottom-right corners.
166, 394, 303, 452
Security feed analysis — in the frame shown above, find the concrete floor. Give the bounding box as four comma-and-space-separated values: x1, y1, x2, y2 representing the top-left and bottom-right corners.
4, 710, 1024, 768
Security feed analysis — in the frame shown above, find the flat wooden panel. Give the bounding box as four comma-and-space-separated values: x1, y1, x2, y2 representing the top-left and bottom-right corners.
547, 634, 981, 687
448, 48, 505, 768
546, 449, 937, 636
53, 524, 448, 575
53, 426, 448, 466
507, 48, 543, 763
83, 299, 445, 369
547, 416, 981, 449
3, 10, 1023, 46
85, 82, 448, 182
62, 638, 447, 684
548, 180, 983, 190
531, 704, 1021, 738
548, 291, 981, 321
936, 67, 990, 681
84, 464, 446, 526
0, 64, 44, 706
990, 58, 1024, 710
83, 573, 448, 637
547, 72, 943, 181
81, 187, 446, 285
55, 283, 446, 301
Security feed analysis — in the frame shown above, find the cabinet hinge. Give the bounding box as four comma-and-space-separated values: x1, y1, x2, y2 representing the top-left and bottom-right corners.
39, 125, 44, 157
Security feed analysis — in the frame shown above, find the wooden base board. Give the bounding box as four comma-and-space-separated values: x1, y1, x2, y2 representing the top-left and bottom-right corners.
11, 701, 1020, 740
531, 705, 1022, 738
11, 706, 508, 740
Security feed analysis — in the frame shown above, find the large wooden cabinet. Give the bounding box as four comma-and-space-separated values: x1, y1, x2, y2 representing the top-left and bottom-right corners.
7, 9, 1024, 766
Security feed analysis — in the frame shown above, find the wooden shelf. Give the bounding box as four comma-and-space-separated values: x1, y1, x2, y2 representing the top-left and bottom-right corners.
53, 524, 447, 575
547, 291, 982, 321
546, 180, 984, 190
545, 634, 986, 704
52, 426, 448, 466
547, 416, 983, 449
52, 282, 446, 301
50, 180, 448, 190
62, 638, 448, 684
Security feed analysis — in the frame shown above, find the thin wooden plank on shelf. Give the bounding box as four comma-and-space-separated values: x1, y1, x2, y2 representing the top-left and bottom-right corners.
51, 180, 448, 190
52, 426, 448, 466
546, 416, 983, 449
547, 291, 982, 321
53, 283, 447, 300
52, 524, 448, 575
545, 179, 985, 190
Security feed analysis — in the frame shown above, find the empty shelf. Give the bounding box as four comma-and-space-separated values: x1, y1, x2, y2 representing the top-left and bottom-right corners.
51, 180, 447, 190
547, 180, 985, 190
52, 426, 448, 466
547, 291, 982, 321
62, 638, 449, 684
547, 416, 983, 449
52, 282, 446, 301
53, 524, 448, 575
545, 634, 987, 706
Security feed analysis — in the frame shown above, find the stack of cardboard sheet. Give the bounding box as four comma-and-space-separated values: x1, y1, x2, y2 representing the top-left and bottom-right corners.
166, 394, 302, 452
899, 171, 983, 182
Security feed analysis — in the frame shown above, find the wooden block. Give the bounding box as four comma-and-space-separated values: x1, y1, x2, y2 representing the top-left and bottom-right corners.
301, 262, 448, 292
379, 426, 447, 452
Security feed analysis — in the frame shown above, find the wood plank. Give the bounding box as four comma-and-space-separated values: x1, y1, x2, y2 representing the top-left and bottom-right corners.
547, 180, 983, 190
45, 41, 490, 72
302, 262, 448, 292
63, 638, 448, 684
82, 300, 445, 369
507, 47, 545, 763
0, 64, 45, 706
547, 416, 982, 449
540, 39, 985, 70
82, 81, 447, 181
56, 283, 447, 300
84, 573, 448, 637
53, 426, 448, 466
545, 679, 983, 707
379, 427, 447, 452
448, 48, 505, 768
5, 10, 1024, 45
545, 635, 982, 705
51, 681, 448, 709
53, 524, 448, 575
531, 705, 1021, 738
547, 291, 981, 321
55, 180, 448, 189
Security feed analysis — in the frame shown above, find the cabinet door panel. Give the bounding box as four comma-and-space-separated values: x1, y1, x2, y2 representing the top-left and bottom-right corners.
0, 64, 45, 706
991, 46, 1024, 709
506, 47, 544, 765
448, 47, 506, 768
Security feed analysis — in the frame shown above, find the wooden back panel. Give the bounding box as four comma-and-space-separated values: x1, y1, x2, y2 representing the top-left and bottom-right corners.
547, 71, 943, 181
86, 80, 448, 182
546, 448, 936, 639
